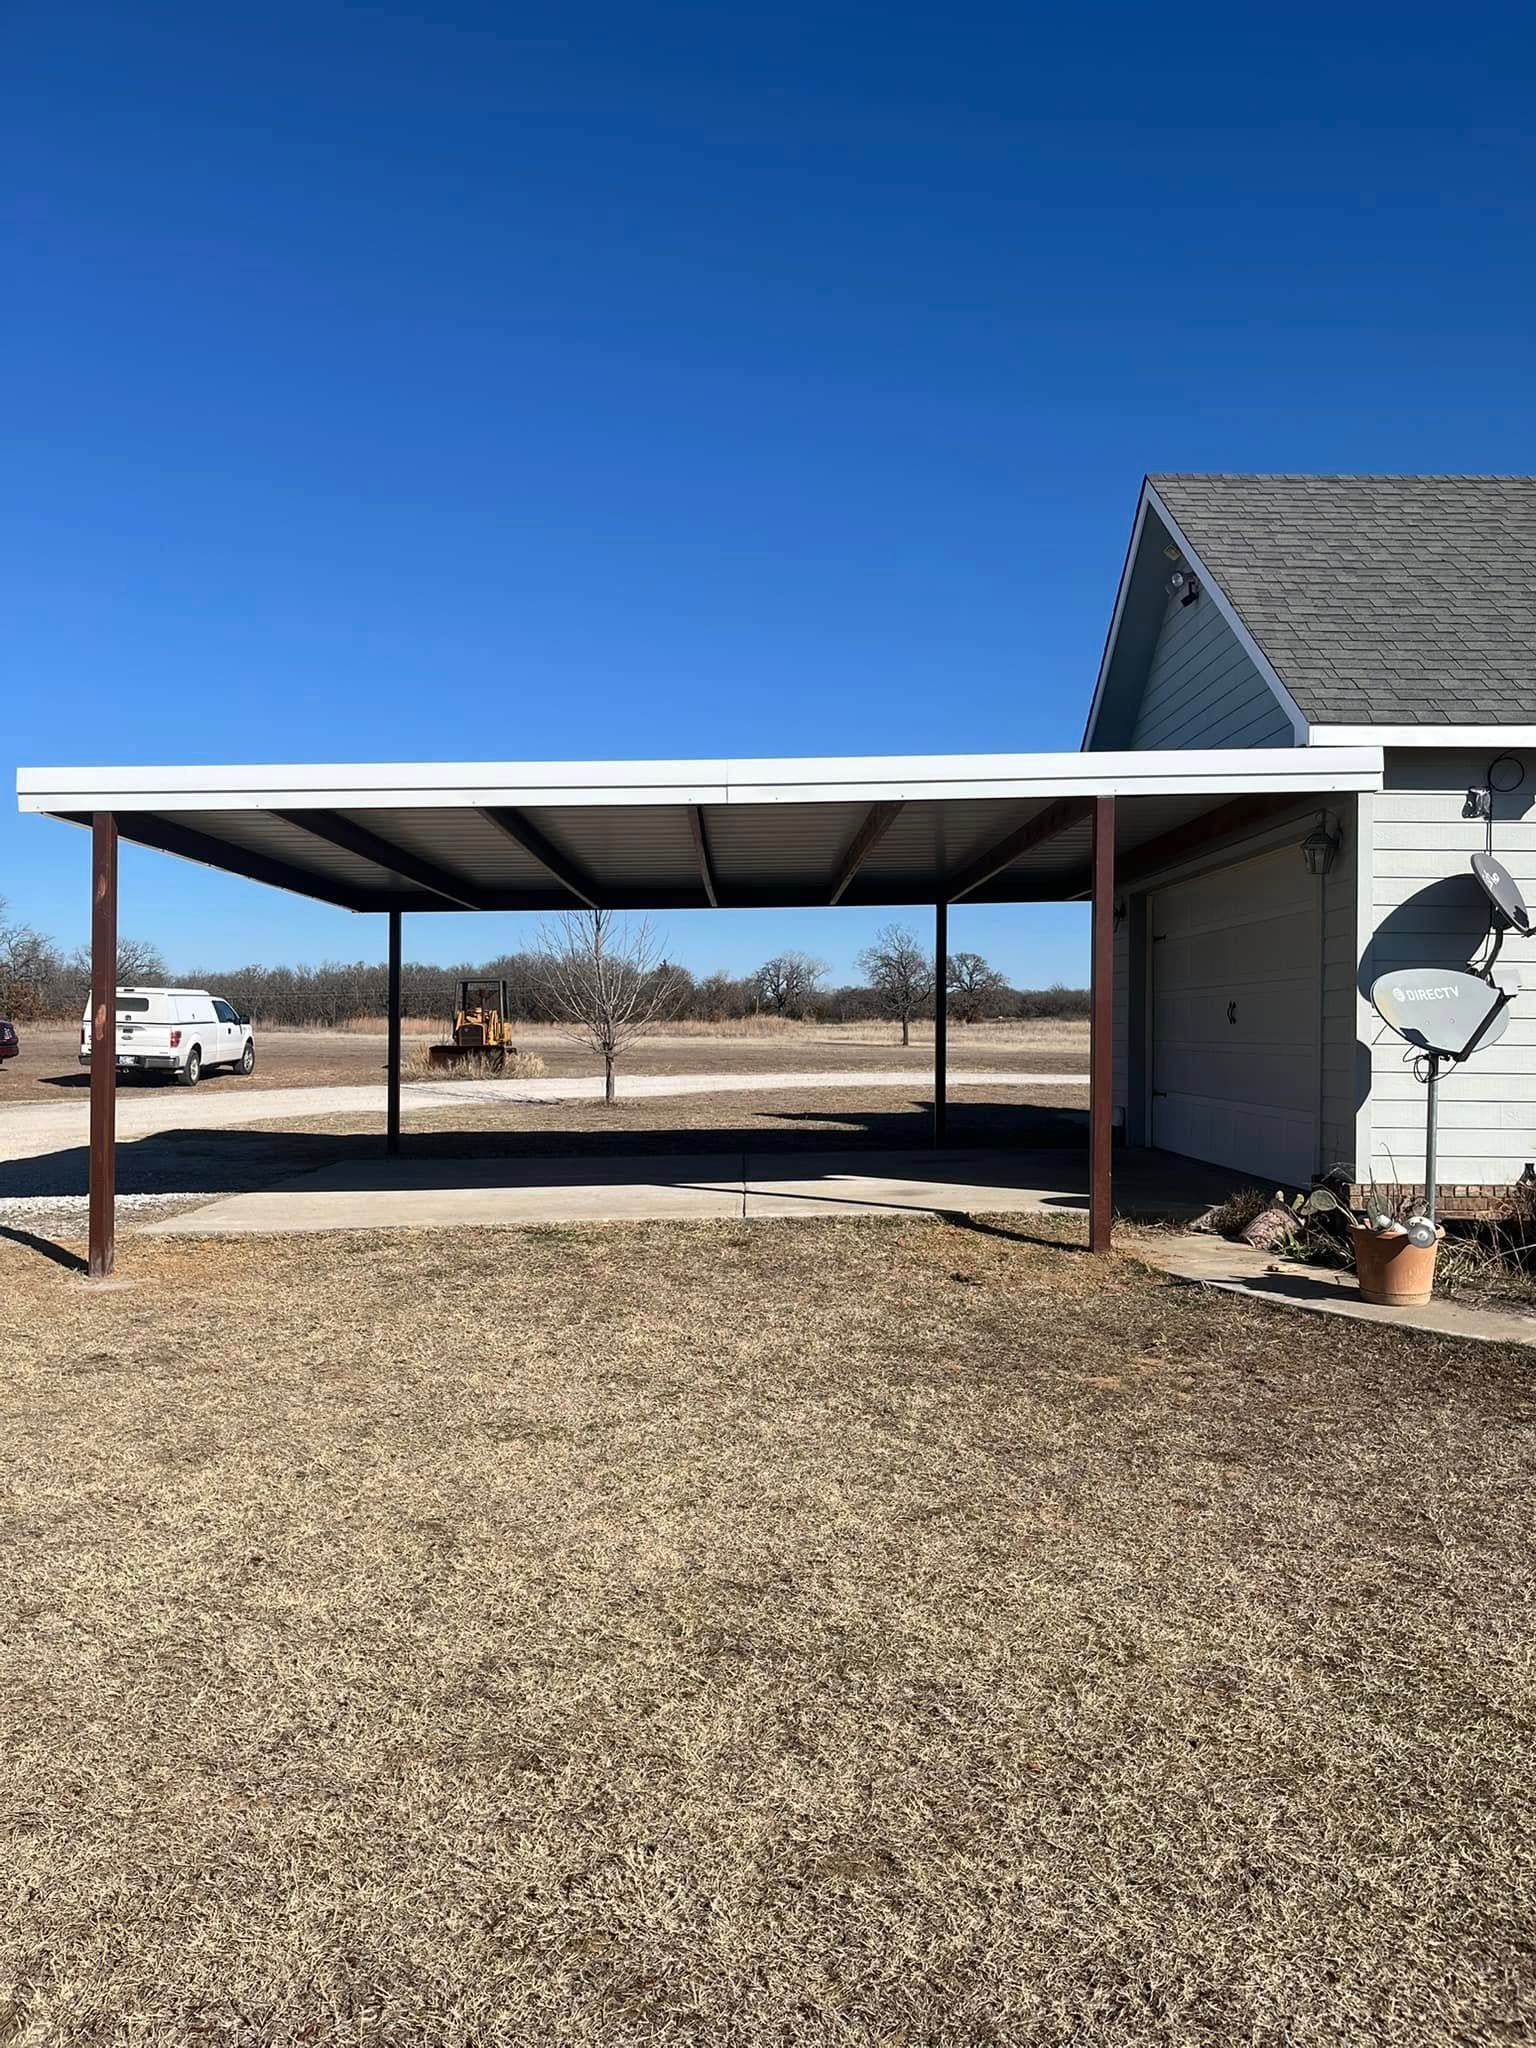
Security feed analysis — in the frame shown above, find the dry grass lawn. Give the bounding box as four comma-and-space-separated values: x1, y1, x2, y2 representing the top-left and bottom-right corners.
0, 1018, 1087, 1102
2, 1220, 1533, 2044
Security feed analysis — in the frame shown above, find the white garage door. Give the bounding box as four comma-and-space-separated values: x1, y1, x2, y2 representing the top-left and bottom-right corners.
1150, 847, 1320, 1185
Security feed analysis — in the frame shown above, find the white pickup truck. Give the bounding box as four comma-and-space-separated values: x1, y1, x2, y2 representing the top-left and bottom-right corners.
79, 987, 256, 1086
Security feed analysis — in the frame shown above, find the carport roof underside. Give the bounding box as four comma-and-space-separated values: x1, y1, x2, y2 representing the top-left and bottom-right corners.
17, 748, 1383, 913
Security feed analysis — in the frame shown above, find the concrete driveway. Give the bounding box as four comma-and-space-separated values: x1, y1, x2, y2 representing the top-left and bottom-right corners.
143, 1143, 1229, 1237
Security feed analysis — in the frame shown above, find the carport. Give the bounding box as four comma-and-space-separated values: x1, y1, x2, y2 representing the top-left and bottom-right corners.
17, 746, 1383, 1276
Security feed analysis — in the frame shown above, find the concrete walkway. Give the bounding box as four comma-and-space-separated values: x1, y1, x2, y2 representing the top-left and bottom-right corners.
1131, 1228, 1536, 1348
146, 1144, 1226, 1238
0, 1067, 1083, 1167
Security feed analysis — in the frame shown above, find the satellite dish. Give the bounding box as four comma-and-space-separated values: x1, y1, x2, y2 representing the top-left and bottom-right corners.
1472, 852, 1531, 935
1371, 968, 1511, 1058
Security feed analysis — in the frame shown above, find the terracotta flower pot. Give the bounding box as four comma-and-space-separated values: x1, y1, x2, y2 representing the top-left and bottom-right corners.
1351, 1223, 1442, 1308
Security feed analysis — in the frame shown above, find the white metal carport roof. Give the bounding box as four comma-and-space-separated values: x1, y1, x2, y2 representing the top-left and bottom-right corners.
18, 747, 1383, 913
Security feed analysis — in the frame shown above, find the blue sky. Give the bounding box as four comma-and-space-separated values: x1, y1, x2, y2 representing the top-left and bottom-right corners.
5, 0, 1534, 983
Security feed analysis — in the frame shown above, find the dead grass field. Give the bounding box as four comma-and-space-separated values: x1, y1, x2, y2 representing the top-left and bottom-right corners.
0, 1018, 1088, 1102
3, 1220, 1534, 2044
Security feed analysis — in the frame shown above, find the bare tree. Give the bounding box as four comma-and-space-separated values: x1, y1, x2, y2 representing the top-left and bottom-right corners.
946, 950, 1008, 1024
858, 923, 933, 1047
68, 935, 168, 987
0, 898, 63, 1021
536, 909, 686, 1103
753, 951, 828, 1018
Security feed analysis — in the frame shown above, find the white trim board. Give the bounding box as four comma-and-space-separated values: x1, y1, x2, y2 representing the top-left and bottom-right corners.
1311, 726, 1536, 748
17, 747, 1383, 817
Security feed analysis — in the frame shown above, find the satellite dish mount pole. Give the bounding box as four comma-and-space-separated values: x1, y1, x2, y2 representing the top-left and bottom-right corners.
1423, 1053, 1442, 1225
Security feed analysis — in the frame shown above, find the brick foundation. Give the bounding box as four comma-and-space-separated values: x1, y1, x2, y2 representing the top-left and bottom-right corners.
1348, 1182, 1527, 1221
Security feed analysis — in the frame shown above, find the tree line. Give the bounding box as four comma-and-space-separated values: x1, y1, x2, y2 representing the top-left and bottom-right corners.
0, 898, 1087, 1031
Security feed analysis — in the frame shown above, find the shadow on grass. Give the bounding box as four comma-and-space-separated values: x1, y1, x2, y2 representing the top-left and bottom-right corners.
937, 1209, 1092, 1252
0, 1226, 88, 1274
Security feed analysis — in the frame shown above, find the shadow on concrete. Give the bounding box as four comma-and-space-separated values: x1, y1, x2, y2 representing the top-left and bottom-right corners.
1197, 1265, 1360, 1308
0, 1100, 1088, 1204
2, 1089, 1233, 1236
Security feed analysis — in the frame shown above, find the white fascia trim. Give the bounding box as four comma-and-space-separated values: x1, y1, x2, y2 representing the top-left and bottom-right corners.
16, 747, 1383, 817
1311, 724, 1536, 748
1080, 485, 1150, 750
1143, 484, 1311, 747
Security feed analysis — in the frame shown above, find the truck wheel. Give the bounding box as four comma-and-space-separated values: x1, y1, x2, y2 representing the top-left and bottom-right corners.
180, 1046, 202, 1087
239, 1040, 256, 1075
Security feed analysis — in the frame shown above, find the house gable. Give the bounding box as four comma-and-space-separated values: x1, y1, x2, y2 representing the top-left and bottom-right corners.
1083, 481, 1306, 751
1131, 579, 1294, 749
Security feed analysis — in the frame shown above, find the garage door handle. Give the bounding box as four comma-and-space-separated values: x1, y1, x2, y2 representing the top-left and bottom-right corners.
1226, 1001, 1238, 1024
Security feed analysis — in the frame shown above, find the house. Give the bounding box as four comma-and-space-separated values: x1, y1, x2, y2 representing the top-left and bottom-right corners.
1084, 473, 1536, 1212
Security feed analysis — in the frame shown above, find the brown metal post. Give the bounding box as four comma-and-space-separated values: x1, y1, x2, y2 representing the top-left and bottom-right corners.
386, 909, 402, 1156
933, 898, 948, 1146
88, 812, 118, 1279
1089, 796, 1115, 1254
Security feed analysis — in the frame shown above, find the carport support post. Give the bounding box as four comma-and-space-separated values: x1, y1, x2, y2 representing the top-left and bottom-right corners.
933, 898, 948, 1147
1089, 795, 1115, 1254
88, 812, 118, 1280
386, 910, 402, 1156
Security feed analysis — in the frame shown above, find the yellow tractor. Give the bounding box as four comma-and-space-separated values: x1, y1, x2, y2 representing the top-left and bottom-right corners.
427, 978, 516, 1073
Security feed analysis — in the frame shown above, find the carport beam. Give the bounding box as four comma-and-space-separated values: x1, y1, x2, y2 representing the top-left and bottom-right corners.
386, 910, 402, 1156
933, 898, 948, 1147
1089, 796, 1114, 1254
88, 811, 118, 1280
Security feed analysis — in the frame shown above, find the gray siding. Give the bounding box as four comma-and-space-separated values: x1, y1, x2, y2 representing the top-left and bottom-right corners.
1130, 586, 1293, 750
1364, 750, 1536, 1186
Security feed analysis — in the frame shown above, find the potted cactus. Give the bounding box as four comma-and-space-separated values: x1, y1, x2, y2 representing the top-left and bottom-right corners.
1345, 1183, 1443, 1307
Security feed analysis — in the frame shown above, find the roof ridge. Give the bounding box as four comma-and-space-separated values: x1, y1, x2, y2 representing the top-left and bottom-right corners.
1149, 471, 1536, 484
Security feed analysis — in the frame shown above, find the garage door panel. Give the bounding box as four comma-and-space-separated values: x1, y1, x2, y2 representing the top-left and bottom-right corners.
1154, 1043, 1316, 1108
1157, 859, 1301, 935
1153, 1096, 1318, 1188
1154, 909, 1316, 989
1153, 979, 1318, 1077
1150, 847, 1320, 1183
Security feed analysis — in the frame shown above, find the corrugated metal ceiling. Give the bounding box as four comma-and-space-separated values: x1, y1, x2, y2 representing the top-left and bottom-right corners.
20, 750, 1384, 913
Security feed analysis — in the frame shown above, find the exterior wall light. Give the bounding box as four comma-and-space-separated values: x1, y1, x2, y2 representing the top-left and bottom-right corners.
1301, 814, 1341, 878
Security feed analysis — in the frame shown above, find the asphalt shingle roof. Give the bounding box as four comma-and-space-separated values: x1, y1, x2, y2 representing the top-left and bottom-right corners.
1148, 474, 1536, 727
